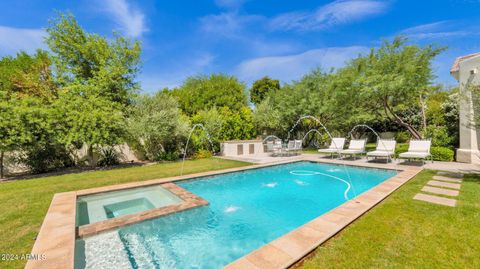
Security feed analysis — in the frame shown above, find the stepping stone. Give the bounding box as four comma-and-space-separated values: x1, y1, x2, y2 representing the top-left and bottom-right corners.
414, 193, 456, 207
433, 175, 462, 183
436, 171, 463, 178
421, 186, 459, 197
427, 180, 461, 190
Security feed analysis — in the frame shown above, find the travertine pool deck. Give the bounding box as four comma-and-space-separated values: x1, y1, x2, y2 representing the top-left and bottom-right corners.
27, 156, 422, 269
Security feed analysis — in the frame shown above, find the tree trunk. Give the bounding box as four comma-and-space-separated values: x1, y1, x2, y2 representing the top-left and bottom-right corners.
419, 94, 427, 133
87, 145, 95, 167
383, 98, 422, 139
0, 151, 4, 179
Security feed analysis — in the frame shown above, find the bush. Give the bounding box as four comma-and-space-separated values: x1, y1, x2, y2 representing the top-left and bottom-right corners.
424, 126, 453, 147
394, 143, 409, 157
97, 147, 121, 166
431, 146, 454, 161
20, 144, 74, 174
193, 149, 213, 159
157, 151, 179, 161
395, 131, 410, 143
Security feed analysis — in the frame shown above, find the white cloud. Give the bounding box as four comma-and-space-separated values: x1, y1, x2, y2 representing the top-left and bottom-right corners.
400, 21, 470, 39
140, 52, 216, 92
269, 0, 389, 31
214, 0, 249, 9
199, 12, 262, 38
102, 0, 147, 38
235, 46, 369, 83
0, 26, 46, 55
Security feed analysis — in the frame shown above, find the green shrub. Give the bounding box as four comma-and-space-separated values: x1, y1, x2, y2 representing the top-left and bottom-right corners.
157, 151, 179, 161
395, 131, 410, 143
97, 147, 121, 166
424, 126, 453, 147
431, 146, 454, 161
395, 143, 409, 157
193, 149, 213, 159
20, 144, 74, 174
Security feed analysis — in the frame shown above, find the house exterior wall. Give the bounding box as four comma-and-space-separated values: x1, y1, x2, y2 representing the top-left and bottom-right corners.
456, 56, 480, 163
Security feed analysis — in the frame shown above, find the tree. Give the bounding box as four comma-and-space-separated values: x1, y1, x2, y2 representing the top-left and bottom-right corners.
253, 68, 369, 138
0, 51, 58, 177
128, 92, 189, 160
171, 74, 248, 116
54, 87, 127, 165
46, 12, 141, 106
354, 36, 445, 139
250, 76, 280, 105
45, 13, 141, 164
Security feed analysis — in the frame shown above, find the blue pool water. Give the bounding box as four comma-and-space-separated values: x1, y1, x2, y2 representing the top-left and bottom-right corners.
114, 161, 396, 268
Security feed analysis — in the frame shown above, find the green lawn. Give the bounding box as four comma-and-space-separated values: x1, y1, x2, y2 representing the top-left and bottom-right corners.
2, 160, 478, 269
0, 158, 249, 269
301, 170, 480, 269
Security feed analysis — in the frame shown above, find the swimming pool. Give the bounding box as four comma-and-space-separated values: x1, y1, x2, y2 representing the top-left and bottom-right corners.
75, 161, 396, 268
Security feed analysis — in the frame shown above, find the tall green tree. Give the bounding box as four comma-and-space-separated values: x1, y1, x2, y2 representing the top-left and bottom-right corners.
128, 92, 189, 160
45, 13, 141, 164
250, 76, 280, 105
171, 74, 248, 116
46, 13, 141, 106
0, 51, 57, 177
354, 36, 445, 139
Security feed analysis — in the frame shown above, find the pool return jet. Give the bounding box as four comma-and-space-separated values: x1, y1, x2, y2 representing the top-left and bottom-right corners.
286, 116, 358, 200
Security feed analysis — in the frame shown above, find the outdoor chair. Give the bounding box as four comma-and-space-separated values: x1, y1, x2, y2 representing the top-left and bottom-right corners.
272, 139, 283, 156
366, 139, 397, 162
398, 139, 433, 164
340, 139, 367, 159
318, 138, 346, 158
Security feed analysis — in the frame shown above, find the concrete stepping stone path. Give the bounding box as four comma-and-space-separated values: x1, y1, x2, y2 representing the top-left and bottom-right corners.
414, 171, 464, 207
427, 180, 461, 190
421, 186, 459, 197
413, 193, 457, 207
432, 175, 463, 183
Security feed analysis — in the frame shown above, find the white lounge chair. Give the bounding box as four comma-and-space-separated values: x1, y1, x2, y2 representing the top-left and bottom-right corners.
340, 139, 367, 159
398, 139, 432, 164
318, 138, 346, 158
366, 139, 396, 162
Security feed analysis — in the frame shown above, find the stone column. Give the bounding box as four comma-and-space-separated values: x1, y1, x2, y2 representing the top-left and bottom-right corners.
454, 55, 480, 163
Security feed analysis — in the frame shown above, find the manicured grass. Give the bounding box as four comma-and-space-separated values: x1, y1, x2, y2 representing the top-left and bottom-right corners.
0, 158, 249, 269
301, 170, 480, 269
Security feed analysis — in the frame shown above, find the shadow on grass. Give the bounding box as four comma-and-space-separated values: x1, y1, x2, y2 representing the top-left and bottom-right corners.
2, 162, 149, 182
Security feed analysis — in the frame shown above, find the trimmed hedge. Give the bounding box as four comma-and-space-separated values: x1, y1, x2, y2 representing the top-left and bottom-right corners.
430, 146, 454, 161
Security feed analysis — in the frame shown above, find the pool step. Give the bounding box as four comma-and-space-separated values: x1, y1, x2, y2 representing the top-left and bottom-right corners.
413, 193, 457, 207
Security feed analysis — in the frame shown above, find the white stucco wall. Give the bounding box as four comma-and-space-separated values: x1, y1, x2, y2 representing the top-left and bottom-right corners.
454, 55, 480, 163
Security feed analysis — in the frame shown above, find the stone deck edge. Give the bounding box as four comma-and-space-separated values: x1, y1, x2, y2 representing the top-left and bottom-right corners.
77, 183, 209, 237
26, 192, 76, 269
26, 156, 419, 269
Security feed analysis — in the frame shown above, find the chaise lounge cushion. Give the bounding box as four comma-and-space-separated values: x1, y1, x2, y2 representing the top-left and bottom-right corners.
366, 150, 393, 157
399, 152, 430, 158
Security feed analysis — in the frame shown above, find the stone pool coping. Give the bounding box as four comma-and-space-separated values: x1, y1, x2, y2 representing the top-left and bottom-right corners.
26, 157, 421, 269
77, 183, 209, 237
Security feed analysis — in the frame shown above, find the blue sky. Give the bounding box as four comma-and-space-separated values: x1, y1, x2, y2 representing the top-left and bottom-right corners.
0, 0, 479, 92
